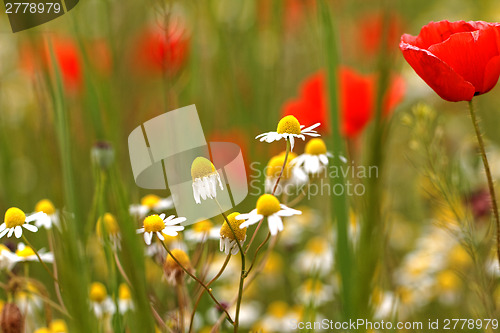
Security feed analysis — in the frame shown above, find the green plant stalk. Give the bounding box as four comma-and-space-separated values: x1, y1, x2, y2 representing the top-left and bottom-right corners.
319, 0, 352, 319
47, 41, 95, 332
468, 101, 500, 268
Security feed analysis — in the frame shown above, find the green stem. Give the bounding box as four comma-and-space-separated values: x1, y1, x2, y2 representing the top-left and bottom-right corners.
159, 241, 234, 324
272, 140, 290, 194
467, 100, 500, 268
243, 232, 270, 278
22, 235, 58, 283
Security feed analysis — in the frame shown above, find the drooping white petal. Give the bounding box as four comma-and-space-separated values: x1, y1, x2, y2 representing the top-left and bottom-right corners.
7, 228, 14, 238
0, 228, 9, 238
156, 232, 165, 241
267, 215, 281, 235
144, 232, 152, 245
0, 223, 6, 233
319, 154, 329, 165
14, 226, 23, 238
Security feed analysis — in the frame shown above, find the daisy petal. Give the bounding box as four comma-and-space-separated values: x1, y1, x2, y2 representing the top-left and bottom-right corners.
22, 223, 38, 232
14, 226, 23, 238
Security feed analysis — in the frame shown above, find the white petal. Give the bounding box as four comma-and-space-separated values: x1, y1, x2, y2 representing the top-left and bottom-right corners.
302, 123, 321, 132
159, 213, 166, 220
289, 136, 295, 151
167, 217, 186, 225
267, 215, 280, 235
136, 228, 144, 234
156, 232, 165, 241
14, 226, 23, 238
22, 223, 38, 232
144, 232, 152, 245
219, 238, 224, 252
0, 228, 9, 238
0, 223, 6, 233
26, 211, 47, 223
319, 154, 329, 165
7, 228, 14, 238
157, 198, 174, 210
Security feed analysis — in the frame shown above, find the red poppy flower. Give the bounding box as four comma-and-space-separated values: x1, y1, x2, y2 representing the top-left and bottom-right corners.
131, 23, 189, 76
400, 20, 500, 102
20, 36, 82, 93
359, 12, 402, 56
281, 67, 405, 138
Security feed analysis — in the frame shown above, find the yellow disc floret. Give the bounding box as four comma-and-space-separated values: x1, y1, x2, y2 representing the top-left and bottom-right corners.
143, 215, 165, 233
96, 213, 120, 237
141, 194, 161, 208
50, 319, 68, 333
276, 115, 301, 135
191, 157, 216, 180
193, 220, 213, 233
89, 282, 107, 303
164, 249, 191, 273
119, 283, 132, 300
15, 246, 36, 258
266, 152, 297, 179
4, 207, 26, 229
220, 212, 247, 241
256, 194, 281, 216
305, 138, 327, 155
35, 199, 56, 215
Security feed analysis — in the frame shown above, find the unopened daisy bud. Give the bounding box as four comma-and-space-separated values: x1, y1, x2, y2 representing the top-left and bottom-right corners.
49, 319, 68, 333
163, 249, 192, 284
220, 212, 247, 255
0, 303, 24, 333
191, 157, 223, 204
91, 141, 115, 170
237, 194, 301, 236
89, 282, 107, 303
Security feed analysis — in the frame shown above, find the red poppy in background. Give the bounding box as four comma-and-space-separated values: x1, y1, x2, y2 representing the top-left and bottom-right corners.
20, 36, 82, 93
359, 12, 402, 56
281, 67, 405, 138
131, 23, 189, 76
400, 20, 500, 102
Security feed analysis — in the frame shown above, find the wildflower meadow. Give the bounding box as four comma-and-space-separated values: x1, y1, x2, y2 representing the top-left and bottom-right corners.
0, 0, 500, 332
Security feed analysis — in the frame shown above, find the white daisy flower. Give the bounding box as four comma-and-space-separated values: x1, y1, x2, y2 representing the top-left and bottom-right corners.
33, 199, 60, 229
255, 115, 320, 151
295, 237, 334, 276
136, 214, 185, 245
0, 244, 19, 271
291, 138, 340, 175
130, 194, 174, 219
264, 152, 308, 195
118, 283, 134, 314
297, 278, 334, 307
15, 243, 54, 263
191, 157, 223, 204
0, 207, 44, 239
89, 282, 116, 318
219, 212, 247, 255
236, 194, 301, 236
184, 219, 220, 243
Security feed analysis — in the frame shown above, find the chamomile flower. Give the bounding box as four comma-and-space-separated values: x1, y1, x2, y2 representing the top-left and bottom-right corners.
118, 283, 134, 314
96, 213, 121, 248
0, 207, 44, 239
297, 278, 333, 307
185, 219, 220, 243
136, 214, 185, 245
191, 157, 224, 204
89, 282, 116, 318
220, 212, 247, 255
255, 115, 320, 151
264, 152, 307, 194
291, 138, 338, 175
163, 248, 193, 285
0, 244, 19, 271
295, 237, 333, 276
15, 243, 54, 263
49, 319, 68, 333
129, 194, 174, 218
33, 199, 60, 229
237, 194, 301, 236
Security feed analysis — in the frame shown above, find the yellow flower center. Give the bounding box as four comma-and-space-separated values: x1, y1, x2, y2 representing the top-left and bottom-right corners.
436, 270, 460, 291
35, 199, 56, 215
256, 194, 281, 216
89, 282, 107, 303
306, 237, 328, 254
50, 319, 68, 333
164, 248, 191, 272
141, 194, 161, 208
305, 138, 327, 155
276, 115, 301, 135
220, 212, 247, 241
119, 283, 132, 300
268, 301, 288, 319
266, 152, 297, 179
303, 279, 322, 294
143, 215, 165, 233
96, 213, 120, 237
191, 157, 216, 180
16, 246, 36, 258
193, 220, 213, 233
4, 207, 26, 229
